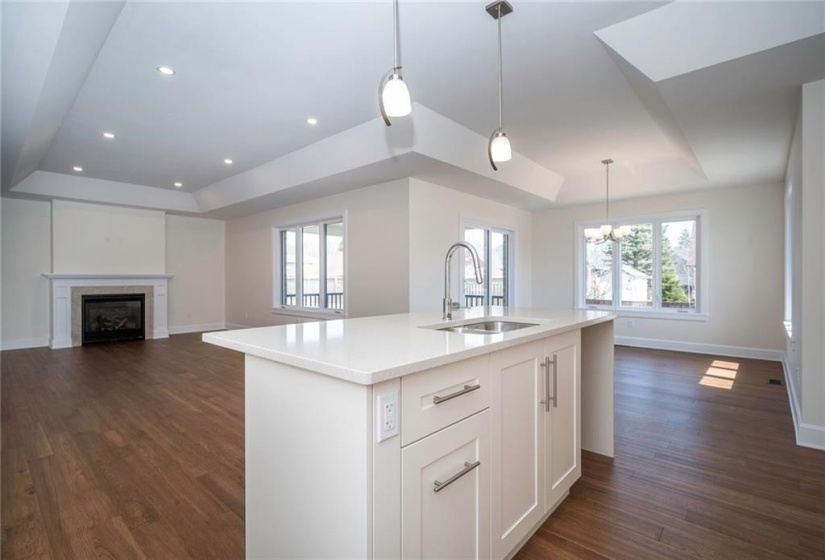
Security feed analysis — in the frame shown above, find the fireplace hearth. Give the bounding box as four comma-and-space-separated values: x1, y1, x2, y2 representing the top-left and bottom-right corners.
82, 293, 146, 345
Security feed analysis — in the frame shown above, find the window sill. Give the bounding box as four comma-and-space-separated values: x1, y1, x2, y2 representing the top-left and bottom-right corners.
272, 307, 347, 320
577, 307, 708, 322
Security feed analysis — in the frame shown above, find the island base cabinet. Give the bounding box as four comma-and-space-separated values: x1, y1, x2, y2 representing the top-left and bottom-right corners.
489, 339, 546, 560
489, 330, 581, 560
401, 411, 490, 560
544, 331, 581, 510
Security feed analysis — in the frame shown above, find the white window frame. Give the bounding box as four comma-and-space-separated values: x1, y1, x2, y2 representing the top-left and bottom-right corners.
574, 210, 708, 321
460, 218, 516, 308
784, 180, 793, 326
272, 215, 347, 318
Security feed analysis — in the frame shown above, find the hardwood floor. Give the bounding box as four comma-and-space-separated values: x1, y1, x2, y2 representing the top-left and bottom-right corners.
2, 336, 824, 559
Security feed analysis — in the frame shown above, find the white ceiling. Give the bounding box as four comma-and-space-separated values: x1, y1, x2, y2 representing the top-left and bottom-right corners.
2, 0, 823, 216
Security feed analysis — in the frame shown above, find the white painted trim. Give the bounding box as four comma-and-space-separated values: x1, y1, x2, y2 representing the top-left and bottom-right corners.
168, 323, 226, 335
225, 322, 251, 330
782, 354, 825, 451
43, 273, 174, 280
1, 338, 50, 351
614, 335, 783, 361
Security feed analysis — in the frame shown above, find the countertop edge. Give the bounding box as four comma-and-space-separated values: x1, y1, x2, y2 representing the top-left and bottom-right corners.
203, 313, 616, 385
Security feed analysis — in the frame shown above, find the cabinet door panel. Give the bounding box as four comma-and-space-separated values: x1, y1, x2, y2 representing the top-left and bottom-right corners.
544, 331, 581, 511
489, 341, 545, 560
401, 411, 490, 560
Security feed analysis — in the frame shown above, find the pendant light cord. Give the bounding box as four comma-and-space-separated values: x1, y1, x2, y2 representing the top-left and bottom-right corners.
605, 161, 610, 222
497, 4, 503, 129
393, 0, 401, 72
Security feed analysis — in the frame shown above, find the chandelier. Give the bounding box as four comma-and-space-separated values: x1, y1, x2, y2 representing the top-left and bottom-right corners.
585, 159, 630, 242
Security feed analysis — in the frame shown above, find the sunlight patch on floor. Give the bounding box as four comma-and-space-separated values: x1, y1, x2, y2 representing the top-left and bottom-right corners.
699, 360, 740, 389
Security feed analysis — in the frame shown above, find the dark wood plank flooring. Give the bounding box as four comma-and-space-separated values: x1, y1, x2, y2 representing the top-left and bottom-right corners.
2, 335, 824, 559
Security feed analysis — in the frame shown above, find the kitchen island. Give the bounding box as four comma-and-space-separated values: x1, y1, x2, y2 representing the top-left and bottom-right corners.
204, 307, 615, 559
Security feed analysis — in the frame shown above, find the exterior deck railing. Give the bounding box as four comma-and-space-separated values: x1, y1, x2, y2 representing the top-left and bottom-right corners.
284, 293, 344, 309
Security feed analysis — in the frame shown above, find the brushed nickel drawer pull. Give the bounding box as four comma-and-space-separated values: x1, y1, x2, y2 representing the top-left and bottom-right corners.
433, 461, 481, 493
433, 384, 481, 405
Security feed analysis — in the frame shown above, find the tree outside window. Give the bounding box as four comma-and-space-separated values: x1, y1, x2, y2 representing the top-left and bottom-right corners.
581, 216, 699, 313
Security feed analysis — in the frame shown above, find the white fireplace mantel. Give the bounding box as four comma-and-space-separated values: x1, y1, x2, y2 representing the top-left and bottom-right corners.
43, 273, 173, 349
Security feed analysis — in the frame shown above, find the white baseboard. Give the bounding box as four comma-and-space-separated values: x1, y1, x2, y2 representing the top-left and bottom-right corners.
224, 322, 251, 330
168, 322, 227, 335
1, 337, 50, 351
782, 355, 825, 451
614, 336, 783, 362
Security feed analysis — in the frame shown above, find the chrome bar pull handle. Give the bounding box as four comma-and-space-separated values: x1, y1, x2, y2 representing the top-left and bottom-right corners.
540, 356, 551, 411
433, 384, 481, 405
433, 461, 481, 493
540, 356, 558, 411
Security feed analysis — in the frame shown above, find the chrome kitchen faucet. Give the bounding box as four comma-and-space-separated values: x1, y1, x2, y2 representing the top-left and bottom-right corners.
443, 242, 483, 320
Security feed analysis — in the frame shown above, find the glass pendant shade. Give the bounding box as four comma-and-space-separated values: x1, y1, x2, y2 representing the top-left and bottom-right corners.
382, 74, 411, 117
490, 132, 512, 162
600, 224, 613, 236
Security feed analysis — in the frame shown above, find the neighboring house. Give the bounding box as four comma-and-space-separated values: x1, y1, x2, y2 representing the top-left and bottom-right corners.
586, 263, 651, 306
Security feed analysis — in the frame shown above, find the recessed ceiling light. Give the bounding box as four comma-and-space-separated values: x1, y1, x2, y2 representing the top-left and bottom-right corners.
174, 182, 183, 188
307, 117, 318, 126
103, 132, 115, 139
157, 66, 175, 76
224, 158, 233, 165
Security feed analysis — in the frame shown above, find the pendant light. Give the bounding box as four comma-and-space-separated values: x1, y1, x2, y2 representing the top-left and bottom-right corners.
585, 159, 631, 242
487, 1, 513, 170
379, 0, 411, 126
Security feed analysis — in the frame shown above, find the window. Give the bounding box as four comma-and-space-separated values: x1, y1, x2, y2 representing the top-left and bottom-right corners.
462, 223, 513, 307
578, 213, 702, 316
276, 218, 345, 314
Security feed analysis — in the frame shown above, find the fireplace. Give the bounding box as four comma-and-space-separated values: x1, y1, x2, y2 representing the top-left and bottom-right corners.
81, 293, 146, 345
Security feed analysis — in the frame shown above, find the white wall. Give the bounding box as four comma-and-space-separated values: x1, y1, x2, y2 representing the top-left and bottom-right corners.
785, 79, 825, 447
408, 178, 533, 312
1, 198, 52, 349
532, 182, 784, 354
225, 179, 410, 327
166, 214, 226, 333
1, 199, 227, 348
52, 200, 165, 274
799, 80, 825, 431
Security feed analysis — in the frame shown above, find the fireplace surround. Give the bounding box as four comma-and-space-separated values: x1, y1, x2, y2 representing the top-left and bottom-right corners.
42, 274, 172, 349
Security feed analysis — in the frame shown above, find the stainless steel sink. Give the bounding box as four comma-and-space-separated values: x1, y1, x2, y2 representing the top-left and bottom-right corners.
437, 320, 539, 335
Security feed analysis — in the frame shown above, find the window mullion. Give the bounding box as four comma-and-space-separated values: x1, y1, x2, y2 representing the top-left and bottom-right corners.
485, 229, 492, 306
613, 240, 621, 309
653, 220, 662, 311
504, 231, 510, 307
320, 222, 327, 310
296, 228, 304, 309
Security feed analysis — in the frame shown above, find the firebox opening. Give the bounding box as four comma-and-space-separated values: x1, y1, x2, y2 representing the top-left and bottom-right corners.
81, 293, 146, 345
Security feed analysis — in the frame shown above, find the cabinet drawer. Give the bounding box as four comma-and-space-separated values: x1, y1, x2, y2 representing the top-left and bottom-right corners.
401, 354, 490, 446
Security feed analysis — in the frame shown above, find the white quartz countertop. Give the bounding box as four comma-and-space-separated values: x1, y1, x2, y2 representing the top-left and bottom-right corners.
202, 307, 615, 385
